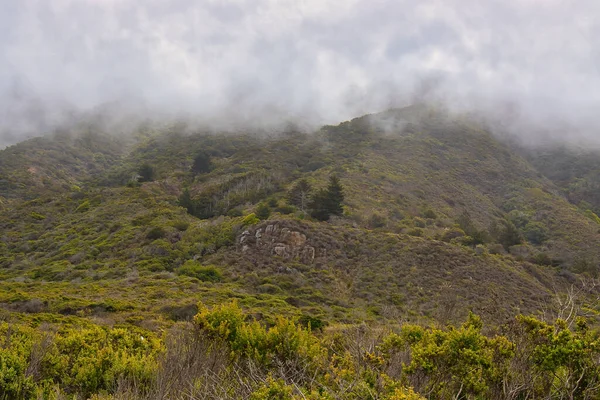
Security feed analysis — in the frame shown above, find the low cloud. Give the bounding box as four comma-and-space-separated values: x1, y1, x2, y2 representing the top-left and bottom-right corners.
2, 0, 600, 146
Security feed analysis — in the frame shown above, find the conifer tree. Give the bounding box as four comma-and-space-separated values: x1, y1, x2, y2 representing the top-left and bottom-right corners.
310, 175, 344, 221
191, 151, 213, 174
137, 164, 156, 182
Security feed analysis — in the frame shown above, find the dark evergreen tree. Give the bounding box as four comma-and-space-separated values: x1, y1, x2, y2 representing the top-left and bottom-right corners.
309, 189, 330, 221
193, 195, 216, 219
178, 188, 195, 215
458, 211, 488, 247
325, 175, 344, 216
137, 164, 156, 182
496, 219, 522, 250
191, 151, 213, 174
309, 175, 344, 221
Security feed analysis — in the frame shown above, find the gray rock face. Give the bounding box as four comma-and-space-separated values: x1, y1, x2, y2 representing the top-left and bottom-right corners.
238, 223, 318, 264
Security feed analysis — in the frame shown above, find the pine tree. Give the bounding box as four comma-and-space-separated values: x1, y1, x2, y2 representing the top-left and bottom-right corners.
137, 164, 156, 182
325, 175, 344, 216
191, 151, 213, 174
495, 219, 522, 250
178, 188, 195, 215
310, 175, 344, 221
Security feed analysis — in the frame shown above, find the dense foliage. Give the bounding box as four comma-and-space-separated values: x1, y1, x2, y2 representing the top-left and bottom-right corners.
1, 303, 600, 399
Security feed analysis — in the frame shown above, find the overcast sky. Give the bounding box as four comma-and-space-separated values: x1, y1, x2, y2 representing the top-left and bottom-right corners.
1, 0, 599, 146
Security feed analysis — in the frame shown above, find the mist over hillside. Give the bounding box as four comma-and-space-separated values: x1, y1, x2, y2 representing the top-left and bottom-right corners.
2, 0, 600, 148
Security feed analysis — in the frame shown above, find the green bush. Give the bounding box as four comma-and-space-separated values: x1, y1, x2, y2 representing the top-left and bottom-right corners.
194, 301, 325, 368
256, 203, 271, 220
75, 200, 90, 213
275, 204, 295, 215
412, 217, 426, 228
298, 315, 327, 331
227, 208, 244, 217
250, 377, 294, 400
523, 221, 549, 245
242, 213, 260, 226
380, 313, 513, 398
171, 220, 189, 231
407, 228, 423, 237
30, 212, 46, 220
146, 226, 166, 240
422, 209, 437, 219
137, 164, 156, 182
177, 261, 222, 282
368, 213, 387, 229
441, 227, 465, 242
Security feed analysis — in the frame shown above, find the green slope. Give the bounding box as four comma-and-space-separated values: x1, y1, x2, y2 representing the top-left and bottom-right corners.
2, 105, 600, 330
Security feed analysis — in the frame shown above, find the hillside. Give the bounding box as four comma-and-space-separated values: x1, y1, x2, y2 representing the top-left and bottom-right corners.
2, 106, 600, 322
2, 106, 600, 398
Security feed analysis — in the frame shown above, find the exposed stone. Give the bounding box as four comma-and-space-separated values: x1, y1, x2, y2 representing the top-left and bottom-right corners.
301, 246, 315, 263
240, 230, 251, 244
273, 245, 289, 258
238, 223, 323, 265
288, 231, 306, 247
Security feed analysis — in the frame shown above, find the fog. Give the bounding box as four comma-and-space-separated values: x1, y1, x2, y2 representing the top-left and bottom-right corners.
1, 0, 599, 147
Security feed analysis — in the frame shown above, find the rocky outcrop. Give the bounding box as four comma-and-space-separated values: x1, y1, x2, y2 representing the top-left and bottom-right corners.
239, 223, 322, 264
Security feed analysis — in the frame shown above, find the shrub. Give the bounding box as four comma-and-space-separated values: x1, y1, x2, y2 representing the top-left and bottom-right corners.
171, 220, 189, 231
523, 221, 549, 245
0, 324, 37, 399
194, 301, 325, 368
191, 151, 213, 174
298, 315, 327, 331
441, 227, 465, 242
380, 313, 514, 398
227, 208, 244, 217
493, 219, 522, 250
40, 326, 161, 397
369, 213, 387, 229
407, 228, 423, 237
275, 204, 295, 215
422, 209, 437, 219
146, 226, 166, 240
530, 252, 553, 266
30, 212, 46, 220
257, 283, 283, 294
137, 164, 156, 182
412, 217, 426, 228
256, 203, 271, 220
250, 377, 294, 400
75, 200, 90, 213
242, 213, 260, 226
177, 261, 222, 282
161, 304, 199, 321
